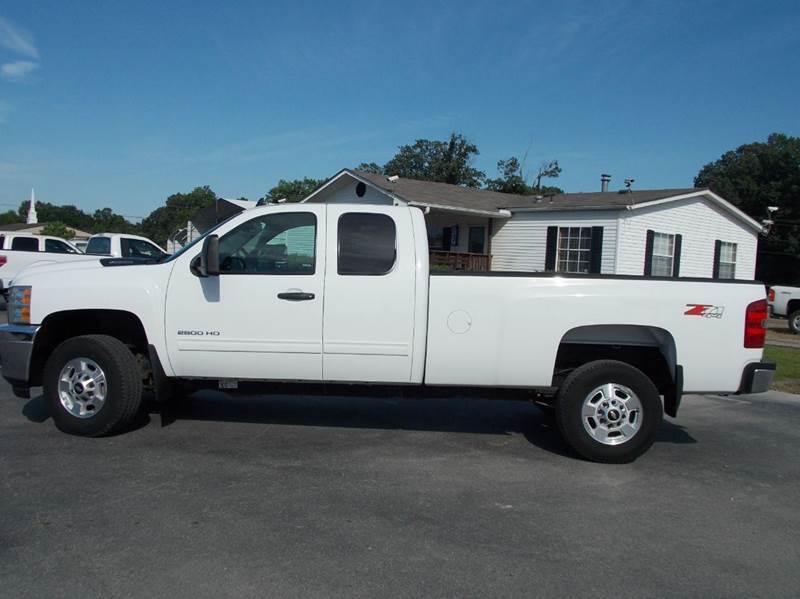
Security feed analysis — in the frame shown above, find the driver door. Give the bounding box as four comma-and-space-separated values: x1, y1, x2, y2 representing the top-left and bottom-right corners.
165, 205, 325, 380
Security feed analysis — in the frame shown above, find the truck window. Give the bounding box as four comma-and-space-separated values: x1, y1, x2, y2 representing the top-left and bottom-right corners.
218, 212, 316, 275
11, 237, 39, 252
44, 239, 79, 254
85, 237, 111, 255
121, 238, 164, 259
337, 213, 396, 275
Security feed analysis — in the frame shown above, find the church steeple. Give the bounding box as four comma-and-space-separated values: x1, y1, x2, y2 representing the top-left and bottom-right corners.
26, 188, 37, 224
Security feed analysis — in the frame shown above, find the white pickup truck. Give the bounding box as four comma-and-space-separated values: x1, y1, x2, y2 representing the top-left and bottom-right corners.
767, 285, 800, 332
0, 204, 774, 462
0, 233, 93, 298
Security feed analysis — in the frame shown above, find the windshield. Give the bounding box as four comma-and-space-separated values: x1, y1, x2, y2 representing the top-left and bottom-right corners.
160, 213, 240, 263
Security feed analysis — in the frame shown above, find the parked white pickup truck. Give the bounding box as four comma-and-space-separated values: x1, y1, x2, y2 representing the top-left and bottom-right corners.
0, 204, 774, 462
0, 233, 93, 298
85, 233, 167, 259
767, 285, 800, 332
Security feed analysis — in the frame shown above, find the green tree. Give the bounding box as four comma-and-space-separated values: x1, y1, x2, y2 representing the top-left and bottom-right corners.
485, 156, 563, 195
262, 178, 322, 203
695, 133, 800, 256
355, 162, 383, 174
382, 132, 485, 187
18, 202, 93, 231
40, 221, 76, 239
140, 186, 217, 246
92, 207, 137, 234
534, 159, 562, 190
0, 210, 21, 225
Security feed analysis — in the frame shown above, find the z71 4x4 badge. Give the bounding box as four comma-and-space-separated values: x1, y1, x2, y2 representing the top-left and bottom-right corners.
684, 304, 725, 318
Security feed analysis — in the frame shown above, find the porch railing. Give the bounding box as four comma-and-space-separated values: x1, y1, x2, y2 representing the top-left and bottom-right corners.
429, 251, 491, 272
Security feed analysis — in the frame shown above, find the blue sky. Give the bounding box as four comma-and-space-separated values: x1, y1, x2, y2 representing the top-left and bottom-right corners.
0, 1, 798, 220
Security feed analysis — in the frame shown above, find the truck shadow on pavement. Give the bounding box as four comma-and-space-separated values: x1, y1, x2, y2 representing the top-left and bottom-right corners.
22, 390, 696, 457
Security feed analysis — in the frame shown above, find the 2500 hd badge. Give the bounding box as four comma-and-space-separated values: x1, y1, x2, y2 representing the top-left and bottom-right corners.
177, 330, 221, 336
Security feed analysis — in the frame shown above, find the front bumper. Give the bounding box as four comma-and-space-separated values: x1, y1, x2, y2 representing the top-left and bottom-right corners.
738, 361, 776, 394
0, 323, 40, 390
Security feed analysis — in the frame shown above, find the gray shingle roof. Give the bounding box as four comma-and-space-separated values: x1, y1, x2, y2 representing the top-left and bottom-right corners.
347, 169, 703, 213
0, 223, 40, 231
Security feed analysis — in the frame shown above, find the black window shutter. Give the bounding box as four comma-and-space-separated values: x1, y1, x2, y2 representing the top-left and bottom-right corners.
643, 229, 655, 275
672, 234, 682, 277
545, 226, 558, 271
712, 239, 722, 279
589, 226, 603, 273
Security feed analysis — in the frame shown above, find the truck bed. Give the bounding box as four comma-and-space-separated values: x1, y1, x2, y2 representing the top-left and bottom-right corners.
424, 271, 766, 393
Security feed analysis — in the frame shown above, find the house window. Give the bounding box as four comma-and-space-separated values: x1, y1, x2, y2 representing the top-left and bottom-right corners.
468, 226, 486, 254
557, 227, 592, 273
651, 233, 675, 277
718, 242, 737, 279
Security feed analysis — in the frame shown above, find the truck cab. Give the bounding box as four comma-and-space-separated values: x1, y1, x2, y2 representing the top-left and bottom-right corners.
85, 233, 167, 259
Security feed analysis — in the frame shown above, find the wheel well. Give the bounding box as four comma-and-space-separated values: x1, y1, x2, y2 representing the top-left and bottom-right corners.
29, 310, 148, 386
553, 325, 677, 395
787, 299, 800, 316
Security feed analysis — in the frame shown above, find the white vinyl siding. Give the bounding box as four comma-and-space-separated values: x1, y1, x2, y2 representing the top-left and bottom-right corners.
306, 178, 394, 205
651, 233, 675, 277
718, 242, 737, 279
491, 211, 617, 273
270, 226, 315, 258
616, 197, 757, 279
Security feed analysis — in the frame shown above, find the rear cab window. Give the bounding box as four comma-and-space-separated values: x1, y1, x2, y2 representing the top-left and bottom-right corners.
85, 237, 112, 255
337, 213, 397, 275
11, 236, 39, 252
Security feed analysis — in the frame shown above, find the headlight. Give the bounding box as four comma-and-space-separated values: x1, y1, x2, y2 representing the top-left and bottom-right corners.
9, 286, 32, 325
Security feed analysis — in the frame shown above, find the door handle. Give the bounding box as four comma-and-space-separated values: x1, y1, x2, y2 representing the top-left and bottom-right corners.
277, 291, 315, 301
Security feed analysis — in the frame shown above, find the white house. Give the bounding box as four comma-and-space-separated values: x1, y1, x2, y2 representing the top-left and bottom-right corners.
303, 169, 763, 280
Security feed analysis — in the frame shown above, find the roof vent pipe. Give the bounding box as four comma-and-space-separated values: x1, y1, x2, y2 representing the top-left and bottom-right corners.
601, 174, 611, 192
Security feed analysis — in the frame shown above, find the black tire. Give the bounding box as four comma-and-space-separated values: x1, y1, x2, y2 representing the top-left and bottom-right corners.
788, 310, 800, 334
555, 360, 663, 463
43, 334, 143, 436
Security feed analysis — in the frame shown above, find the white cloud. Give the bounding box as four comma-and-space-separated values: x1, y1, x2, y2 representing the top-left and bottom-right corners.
0, 16, 39, 59
1, 59, 38, 80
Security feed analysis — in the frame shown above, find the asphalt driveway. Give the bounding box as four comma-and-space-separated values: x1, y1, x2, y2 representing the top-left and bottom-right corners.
1, 381, 799, 598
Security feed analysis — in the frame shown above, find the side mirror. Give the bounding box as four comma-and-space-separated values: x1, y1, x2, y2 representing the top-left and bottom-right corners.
192, 234, 220, 277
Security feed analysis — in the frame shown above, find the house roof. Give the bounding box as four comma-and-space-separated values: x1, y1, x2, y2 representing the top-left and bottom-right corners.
189, 198, 256, 233
0, 223, 38, 231
305, 169, 762, 231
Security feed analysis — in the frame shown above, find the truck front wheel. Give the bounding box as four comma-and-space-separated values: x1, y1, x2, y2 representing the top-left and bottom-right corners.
43, 335, 143, 436
555, 360, 663, 463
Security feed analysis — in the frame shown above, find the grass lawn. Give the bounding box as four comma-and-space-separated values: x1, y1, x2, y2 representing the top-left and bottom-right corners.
763, 345, 800, 393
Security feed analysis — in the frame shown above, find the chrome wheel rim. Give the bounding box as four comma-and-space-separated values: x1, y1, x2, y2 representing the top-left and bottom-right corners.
58, 357, 108, 418
581, 383, 642, 445
793, 315, 800, 331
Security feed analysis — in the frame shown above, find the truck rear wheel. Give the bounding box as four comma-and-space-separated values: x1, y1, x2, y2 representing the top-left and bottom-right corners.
43, 335, 143, 436
555, 360, 662, 463
788, 310, 800, 334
